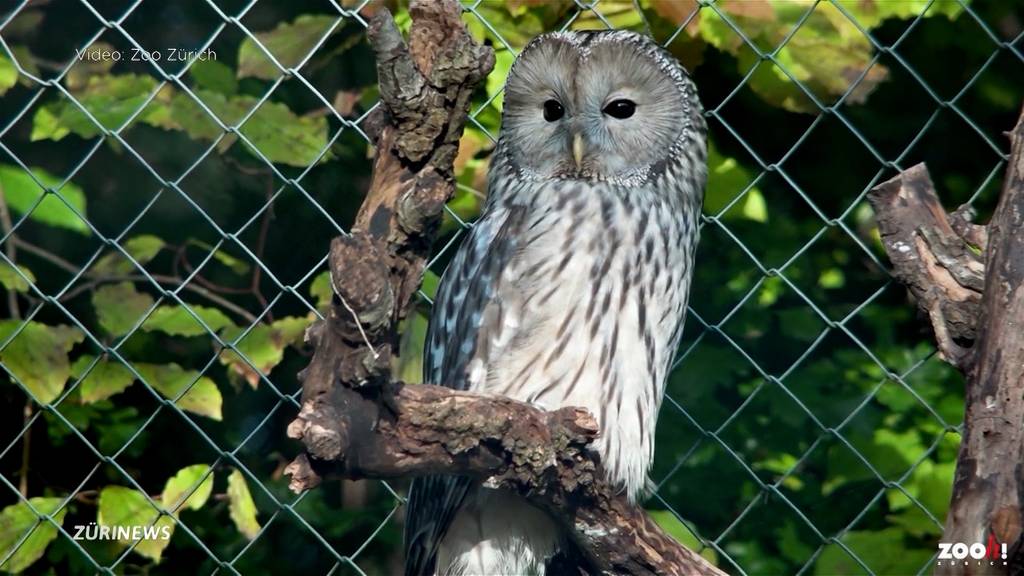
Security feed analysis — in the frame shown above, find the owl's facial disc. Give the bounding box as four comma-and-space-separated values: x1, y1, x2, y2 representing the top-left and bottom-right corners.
500, 31, 692, 184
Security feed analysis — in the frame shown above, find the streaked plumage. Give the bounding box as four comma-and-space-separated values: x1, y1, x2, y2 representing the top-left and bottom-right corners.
405, 30, 707, 576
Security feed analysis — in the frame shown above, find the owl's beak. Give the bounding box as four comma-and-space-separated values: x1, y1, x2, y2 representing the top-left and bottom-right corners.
572, 133, 585, 170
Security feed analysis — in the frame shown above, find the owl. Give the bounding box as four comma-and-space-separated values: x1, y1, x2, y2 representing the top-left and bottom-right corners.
404, 30, 707, 575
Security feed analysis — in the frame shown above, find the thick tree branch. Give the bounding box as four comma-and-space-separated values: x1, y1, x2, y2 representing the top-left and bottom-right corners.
282, 2, 723, 575
868, 106, 1024, 576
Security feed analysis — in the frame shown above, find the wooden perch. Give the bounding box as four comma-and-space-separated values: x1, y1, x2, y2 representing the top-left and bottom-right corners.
282, 1, 723, 574
868, 105, 1024, 576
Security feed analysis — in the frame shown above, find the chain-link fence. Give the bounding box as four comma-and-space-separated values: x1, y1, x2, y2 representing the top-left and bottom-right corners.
1, 0, 1022, 574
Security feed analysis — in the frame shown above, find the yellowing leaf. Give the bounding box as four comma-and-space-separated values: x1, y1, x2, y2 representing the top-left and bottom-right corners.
92, 282, 154, 337
0, 320, 84, 404
162, 465, 214, 514
227, 469, 260, 539
97, 486, 174, 562
0, 497, 67, 573
0, 164, 89, 234
71, 355, 135, 403
134, 362, 223, 420
142, 304, 235, 337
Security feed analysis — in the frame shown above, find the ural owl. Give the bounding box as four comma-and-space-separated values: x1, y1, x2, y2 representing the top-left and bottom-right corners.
405, 29, 707, 575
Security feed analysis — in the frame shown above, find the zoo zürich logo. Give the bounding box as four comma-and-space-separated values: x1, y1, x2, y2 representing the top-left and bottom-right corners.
936, 532, 1008, 567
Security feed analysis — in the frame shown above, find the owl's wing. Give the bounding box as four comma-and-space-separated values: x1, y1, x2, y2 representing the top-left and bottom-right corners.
404, 205, 526, 576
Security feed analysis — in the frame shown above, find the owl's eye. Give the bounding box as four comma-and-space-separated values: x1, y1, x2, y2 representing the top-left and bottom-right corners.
543, 100, 564, 122
603, 99, 636, 119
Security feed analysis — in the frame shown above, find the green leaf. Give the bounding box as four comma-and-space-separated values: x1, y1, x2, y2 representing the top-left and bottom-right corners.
0, 497, 67, 573
398, 310, 429, 384
0, 320, 84, 404
485, 48, 516, 111
0, 262, 35, 293
162, 465, 214, 514
309, 270, 332, 311
0, 53, 17, 97
818, 268, 845, 289
92, 235, 165, 275
0, 165, 89, 234
648, 510, 718, 565
702, 140, 766, 222
186, 239, 251, 275
30, 74, 161, 141
92, 282, 155, 337
227, 469, 260, 539
219, 317, 307, 388
237, 15, 338, 80
134, 362, 223, 420
31, 73, 327, 167
189, 59, 237, 95
97, 486, 174, 562
142, 304, 235, 337
71, 355, 136, 403
833, 0, 964, 29
814, 528, 933, 575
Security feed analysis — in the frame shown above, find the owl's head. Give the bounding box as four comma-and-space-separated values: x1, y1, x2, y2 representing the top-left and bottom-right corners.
498, 30, 704, 186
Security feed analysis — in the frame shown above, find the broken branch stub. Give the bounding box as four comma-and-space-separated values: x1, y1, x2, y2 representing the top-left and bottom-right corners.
869, 106, 1024, 576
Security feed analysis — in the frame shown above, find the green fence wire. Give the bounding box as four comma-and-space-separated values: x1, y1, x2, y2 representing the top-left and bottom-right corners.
0, 0, 1021, 575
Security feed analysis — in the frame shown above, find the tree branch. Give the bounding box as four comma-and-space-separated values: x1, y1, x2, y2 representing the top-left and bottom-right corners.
283, 2, 723, 574
868, 105, 1024, 576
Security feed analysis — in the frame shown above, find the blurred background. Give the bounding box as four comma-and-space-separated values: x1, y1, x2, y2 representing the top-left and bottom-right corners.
0, 0, 1022, 574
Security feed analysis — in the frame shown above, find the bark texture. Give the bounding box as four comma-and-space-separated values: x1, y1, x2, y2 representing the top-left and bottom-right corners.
867, 106, 1024, 576
283, 2, 723, 574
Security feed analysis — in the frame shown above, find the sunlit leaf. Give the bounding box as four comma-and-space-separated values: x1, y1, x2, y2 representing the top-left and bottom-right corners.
0, 262, 35, 293
699, 1, 889, 112
0, 165, 89, 234
309, 270, 332, 311
227, 469, 260, 539
219, 316, 307, 388
485, 48, 516, 111
814, 528, 932, 576
703, 140, 766, 222
142, 304, 235, 337
71, 354, 135, 403
0, 497, 67, 573
0, 53, 17, 96
833, 0, 964, 29
0, 320, 84, 404
237, 15, 338, 80
92, 282, 154, 337
134, 362, 223, 420
162, 464, 214, 514
97, 486, 174, 562
648, 510, 718, 564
